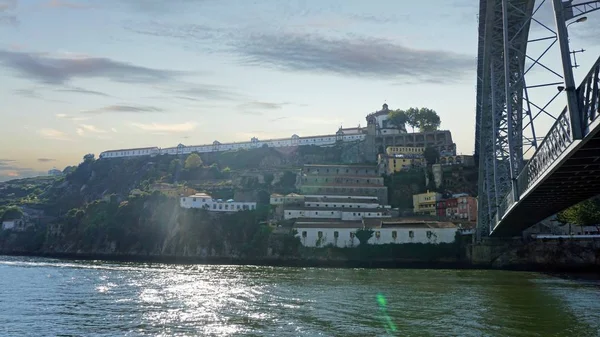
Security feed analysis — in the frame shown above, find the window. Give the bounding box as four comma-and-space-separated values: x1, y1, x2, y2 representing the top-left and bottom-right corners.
331, 211, 334, 214
334, 231, 339, 238
409, 231, 414, 238
315, 211, 319, 215
193, 198, 196, 201
213, 204, 216, 209
317, 231, 323, 238
302, 231, 307, 238
392, 231, 397, 239
375, 231, 381, 239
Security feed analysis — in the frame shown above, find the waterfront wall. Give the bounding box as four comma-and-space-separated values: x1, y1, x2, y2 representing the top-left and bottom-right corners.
469, 237, 600, 270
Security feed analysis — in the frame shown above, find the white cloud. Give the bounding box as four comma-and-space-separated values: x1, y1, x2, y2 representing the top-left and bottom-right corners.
38, 128, 71, 141
80, 124, 107, 133
131, 121, 197, 133
56, 113, 87, 121
111, 128, 117, 133
76, 128, 84, 136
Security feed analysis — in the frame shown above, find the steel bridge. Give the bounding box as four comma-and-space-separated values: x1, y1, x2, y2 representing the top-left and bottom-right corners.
475, 0, 600, 237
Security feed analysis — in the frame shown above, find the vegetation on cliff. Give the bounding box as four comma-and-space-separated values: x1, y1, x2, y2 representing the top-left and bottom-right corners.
557, 198, 600, 231
388, 107, 441, 132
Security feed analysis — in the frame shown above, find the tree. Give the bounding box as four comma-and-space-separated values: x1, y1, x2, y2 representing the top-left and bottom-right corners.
83, 154, 95, 163
263, 173, 275, 186
404, 107, 420, 133
0, 206, 23, 221
400, 107, 441, 132
354, 228, 374, 246
556, 199, 600, 233
423, 146, 440, 165
417, 108, 441, 132
184, 153, 203, 169
387, 109, 408, 131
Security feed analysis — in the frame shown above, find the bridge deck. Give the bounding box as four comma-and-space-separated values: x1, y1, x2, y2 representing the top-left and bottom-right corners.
492, 120, 600, 236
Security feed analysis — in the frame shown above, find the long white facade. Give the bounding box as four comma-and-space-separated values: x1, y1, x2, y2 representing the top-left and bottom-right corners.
295, 226, 457, 248
284, 209, 388, 221
99, 130, 366, 160
180, 193, 256, 212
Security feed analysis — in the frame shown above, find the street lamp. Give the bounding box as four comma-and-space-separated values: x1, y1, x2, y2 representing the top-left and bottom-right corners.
567, 16, 588, 27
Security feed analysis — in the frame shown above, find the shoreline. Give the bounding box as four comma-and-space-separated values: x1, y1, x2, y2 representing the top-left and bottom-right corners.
2, 251, 599, 273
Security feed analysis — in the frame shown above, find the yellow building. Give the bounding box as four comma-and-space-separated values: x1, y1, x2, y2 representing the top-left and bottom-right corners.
413, 191, 442, 216
386, 146, 425, 156
378, 153, 424, 174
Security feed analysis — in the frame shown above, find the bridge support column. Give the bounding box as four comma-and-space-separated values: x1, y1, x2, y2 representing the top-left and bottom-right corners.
553, 0, 583, 140
502, 0, 520, 202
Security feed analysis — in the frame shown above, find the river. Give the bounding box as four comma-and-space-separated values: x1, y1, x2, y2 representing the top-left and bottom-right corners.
1, 256, 599, 336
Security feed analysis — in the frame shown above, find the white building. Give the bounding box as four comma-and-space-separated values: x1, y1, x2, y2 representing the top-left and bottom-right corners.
99, 147, 160, 159
295, 220, 457, 248
1, 219, 25, 231
48, 168, 62, 176
98, 129, 366, 160
304, 196, 384, 209
365, 103, 407, 136
180, 193, 257, 212
270, 194, 284, 205
284, 208, 389, 221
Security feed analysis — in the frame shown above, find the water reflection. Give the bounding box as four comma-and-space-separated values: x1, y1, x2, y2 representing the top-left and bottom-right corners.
0, 256, 599, 336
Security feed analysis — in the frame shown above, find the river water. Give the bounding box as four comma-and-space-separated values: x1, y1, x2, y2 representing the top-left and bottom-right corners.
1, 256, 599, 336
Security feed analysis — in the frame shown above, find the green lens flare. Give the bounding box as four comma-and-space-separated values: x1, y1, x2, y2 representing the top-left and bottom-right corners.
376, 293, 397, 333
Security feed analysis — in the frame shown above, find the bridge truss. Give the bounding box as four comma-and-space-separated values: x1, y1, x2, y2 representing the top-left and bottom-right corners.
475, 0, 600, 239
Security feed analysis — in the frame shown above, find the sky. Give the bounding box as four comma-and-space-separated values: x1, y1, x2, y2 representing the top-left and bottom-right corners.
0, 0, 599, 182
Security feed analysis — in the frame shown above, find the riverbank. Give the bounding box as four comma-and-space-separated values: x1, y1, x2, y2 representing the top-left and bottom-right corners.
2, 250, 600, 273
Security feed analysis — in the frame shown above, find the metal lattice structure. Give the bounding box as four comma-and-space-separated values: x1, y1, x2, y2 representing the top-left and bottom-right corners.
475, 0, 600, 239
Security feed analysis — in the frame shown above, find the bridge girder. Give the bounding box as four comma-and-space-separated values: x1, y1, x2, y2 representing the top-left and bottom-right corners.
476, 0, 535, 241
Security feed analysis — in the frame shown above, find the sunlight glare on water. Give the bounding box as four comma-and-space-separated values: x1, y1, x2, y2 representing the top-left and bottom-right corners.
1, 256, 600, 336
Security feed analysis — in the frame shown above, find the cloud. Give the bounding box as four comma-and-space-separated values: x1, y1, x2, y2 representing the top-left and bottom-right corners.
0, 14, 18, 26
111, 128, 117, 133
238, 101, 289, 110
55, 86, 111, 97
0, 0, 17, 12
0, 168, 47, 182
128, 20, 474, 83
14, 88, 67, 103
81, 104, 164, 114
232, 33, 475, 82
0, 49, 182, 85
37, 158, 56, 163
174, 85, 243, 101
0, 158, 46, 182
0, 158, 16, 167
43, 0, 91, 9
38, 128, 71, 141
131, 121, 197, 133
56, 113, 88, 121
79, 124, 108, 134
14, 88, 40, 98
